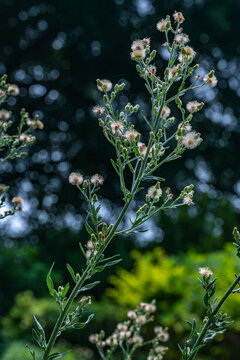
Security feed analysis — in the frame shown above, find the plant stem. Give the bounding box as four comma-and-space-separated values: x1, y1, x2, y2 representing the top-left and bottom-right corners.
188, 273, 240, 360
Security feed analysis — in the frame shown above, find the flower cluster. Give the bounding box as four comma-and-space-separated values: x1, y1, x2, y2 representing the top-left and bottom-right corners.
89, 301, 169, 360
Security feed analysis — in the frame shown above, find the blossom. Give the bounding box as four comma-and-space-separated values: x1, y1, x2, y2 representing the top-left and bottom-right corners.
175, 33, 189, 44
137, 142, 147, 157
186, 101, 203, 113
131, 48, 146, 59
117, 323, 128, 331
168, 66, 179, 80
132, 335, 143, 344
173, 11, 185, 23
155, 345, 168, 354
127, 310, 137, 319
97, 79, 112, 92
86, 240, 95, 250
178, 122, 192, 132
89, 334, 98, 344
161, 105, 171, 118
92, 105, 105, 116
140, 302, 156, 313
183, 195, 193, 206
0, 109, 10, 121
8, 84, 19, 96
147, 185, 162, 201
12, 196, 23, 204
141, 37, 151, 47
145, 64, 157, 78
125, 129, 140, 142
182, 46, 195, 58
119, 331, 131, 339
131, 40, 144, 51
35, 120, 44, 129
182, 131, 201, 149
149, 144, 165, 158
136, 315, 147, 324
91, 174, 104, 186
203, 73, 218, 87
199, 267, 213, 278
69, 172, 83, 185
20, 134, 36, 143
110, 121, 124, 135
156, 19, 170, 32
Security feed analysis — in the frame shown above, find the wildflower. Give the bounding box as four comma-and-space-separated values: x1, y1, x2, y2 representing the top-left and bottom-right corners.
69, 172, 83, 185
106, 336, 118, 346
186, 101, 203, 113
131, 40, 144, 51
140, 302, 156, 313
97, 79, 112, 92
137, 142, 147, 157
91, 174, 104, 186
199, 267, 213, 278
80, 296, 91, 305
26, 118, 35, 127
117, 323, 128, 331
86, 240, 95, 250
86, 249, 97, 259
182, 131, 201, 149
132, 335, 143, 344
98, 340, 106, 347
127, 310, 137, 319
119, 331, 131, 339
175, 33, 189, 44
0, 89, 5, 97
125, 129, 140, 142
0, 109, 10, 121
20, 134, 35, 143
154, 326, 169, 342
35, 120, 44, 129
155, 345, 168, 354
182, 46, 196, 58
161, 105, 171, 118
183, 195, 193, 206
168, 66, 179, 80
136, 315, 147, 324
12, 196, 23, 205
131, 48, 146, 59
173, 11, 185, 23
142, 37, 151, 47
89, 334, 98, 344
145, 64, 157, 78
110, 120, 124, 136
156, 19, 170, 32
92, 105, 105, 116
0, 184, 8, 194
148, 185, 162, 201
178, 122, 192, 132
203, 72, 218, 87
8, 84, 19, 96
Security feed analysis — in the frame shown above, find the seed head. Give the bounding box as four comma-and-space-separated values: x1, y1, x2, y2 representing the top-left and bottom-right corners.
125, 129, 140, 142
183, 195, 193, 206
97, 79, 112, 92
0, 109, 10, 121
199, 267, 213, 278
127, 310, 137, 320
203, 73, 218, 87
136, 315, 147, 324
69, 172, 83, 186
91, 174, 104, 186
89, 334, 98, 344
175, 33, 189, 44
161, 105, 171, 118
145, 64, 157, 78
147, 185, 162, 201
131, 49, 146, 59
8, 84, 19, 96
156, 19, 170, 32
186, 101, 203, 113
12, 196, 23, 205
182, 131, 201, 149
110, 120, 124, 136
173, 11, 185, 23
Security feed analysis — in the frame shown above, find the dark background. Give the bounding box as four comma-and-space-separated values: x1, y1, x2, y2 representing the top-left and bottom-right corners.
0, 0, 239, 359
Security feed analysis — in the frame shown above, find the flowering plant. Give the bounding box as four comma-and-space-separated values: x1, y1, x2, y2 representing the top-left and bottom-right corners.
27, 11, 239, 360
0, 74, 43, 218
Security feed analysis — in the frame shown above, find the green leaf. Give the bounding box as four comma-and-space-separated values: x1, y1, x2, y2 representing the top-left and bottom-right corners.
99, 254, 121, 263
61, 282, 70, 299
66, 264, 77, 283
85, 222, 95, 236
33, 314, 45, 336
47, 352, 69, 360
105, 259, 122, 267
81, 281, 100, 291
110, 159, 119, 175
46, 262, 56, 298
72, 314, 94, 329
169, 54, 178, 67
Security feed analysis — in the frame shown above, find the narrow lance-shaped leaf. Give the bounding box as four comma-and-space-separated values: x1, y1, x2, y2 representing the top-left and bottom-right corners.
66, 263, 77, 283
46, 262, 56, 298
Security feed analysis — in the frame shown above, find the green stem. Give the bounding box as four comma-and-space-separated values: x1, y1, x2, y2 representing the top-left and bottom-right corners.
188, 273, 240, 360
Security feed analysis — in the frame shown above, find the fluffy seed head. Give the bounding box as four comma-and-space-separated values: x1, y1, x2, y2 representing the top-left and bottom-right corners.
173, 11, 185, 23
8, 84, 19, 96
147, 185, 162, 201
136, 315, 147, 324
199, 267, 213, 278
203, 73, 218, 87
92, 105, 105, 116
97, 79, 112, 92
131, 49, 146, 59
12, 196, 23, 205
186, 101, 203, 113
127, 310, 137, 320
69, 172, 83, 185
175, 33, 189, 44
35, 120, 44, 129
110, 120, 124, 136
0, 109, 10, 121
89, 334, 98, 344
131, 40, 144, 51
183, 195, 193, 206
168, 66, 180, 80
156, 19, 170, 32
182, 131, 201, 149
125, 129, 140, 142
132, 335, 143, 344
91, 174, 104, 186
161, 105, 171, 118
